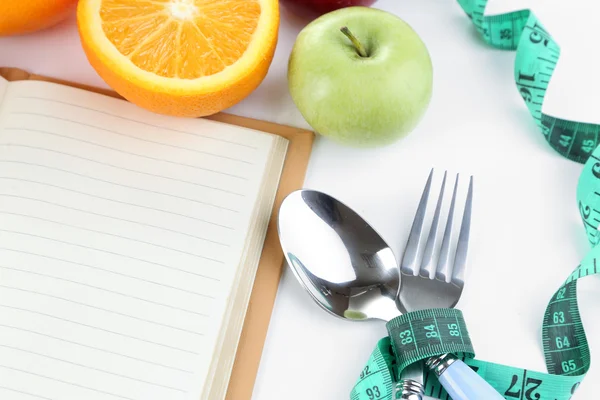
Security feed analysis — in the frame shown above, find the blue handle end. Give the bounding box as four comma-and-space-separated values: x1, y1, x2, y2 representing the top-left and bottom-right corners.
436, 359, 504, 400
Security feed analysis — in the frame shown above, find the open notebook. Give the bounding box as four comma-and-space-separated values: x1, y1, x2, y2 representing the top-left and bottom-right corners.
0, 74, 291, 400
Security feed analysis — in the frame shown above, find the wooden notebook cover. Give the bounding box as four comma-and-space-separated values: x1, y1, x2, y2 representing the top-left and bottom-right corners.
0, 67, 314, 400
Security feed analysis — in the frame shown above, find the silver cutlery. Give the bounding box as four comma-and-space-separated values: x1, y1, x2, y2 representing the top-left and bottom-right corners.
277, 189, 400, 323
277, 172, 501, 399
277, 189, 437, 400
396, 170, 503, 400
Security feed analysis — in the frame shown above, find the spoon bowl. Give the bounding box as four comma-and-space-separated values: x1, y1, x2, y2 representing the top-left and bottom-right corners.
277, 189, 400, 321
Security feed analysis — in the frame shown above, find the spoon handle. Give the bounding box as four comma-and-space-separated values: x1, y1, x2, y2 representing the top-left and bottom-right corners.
427, 354, 504, 400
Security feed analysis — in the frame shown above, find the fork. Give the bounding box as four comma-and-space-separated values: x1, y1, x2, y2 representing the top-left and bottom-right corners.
394, 170, 503, 400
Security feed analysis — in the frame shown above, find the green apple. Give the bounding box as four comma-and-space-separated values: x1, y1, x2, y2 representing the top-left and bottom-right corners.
287, 6, 433, 147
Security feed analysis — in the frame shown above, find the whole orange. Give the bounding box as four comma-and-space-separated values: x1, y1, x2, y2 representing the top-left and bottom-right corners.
0, 0, 78, 36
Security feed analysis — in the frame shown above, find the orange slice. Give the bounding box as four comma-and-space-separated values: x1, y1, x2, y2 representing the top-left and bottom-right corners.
77, 0, 279, 117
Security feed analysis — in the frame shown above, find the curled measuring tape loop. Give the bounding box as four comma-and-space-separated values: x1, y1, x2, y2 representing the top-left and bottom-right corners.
351, 0, 600, 399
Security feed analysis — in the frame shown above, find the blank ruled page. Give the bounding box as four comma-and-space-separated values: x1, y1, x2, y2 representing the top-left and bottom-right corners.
0, 80, 280, 400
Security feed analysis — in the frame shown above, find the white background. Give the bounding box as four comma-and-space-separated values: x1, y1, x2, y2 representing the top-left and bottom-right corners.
1, 0, 600, 399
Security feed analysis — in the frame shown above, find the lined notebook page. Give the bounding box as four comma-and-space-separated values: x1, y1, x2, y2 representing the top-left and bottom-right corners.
0, 78, 281, 400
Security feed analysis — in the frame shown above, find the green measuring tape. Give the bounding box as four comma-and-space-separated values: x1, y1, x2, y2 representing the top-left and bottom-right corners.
351, 0, 600, 398
351, 309, 476, 400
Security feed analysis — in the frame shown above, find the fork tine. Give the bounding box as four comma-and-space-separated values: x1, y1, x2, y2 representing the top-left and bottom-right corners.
401, 169, 433, 275
435, 174, 459, 282
451, 176, 473, 287
419, 171, 447, 278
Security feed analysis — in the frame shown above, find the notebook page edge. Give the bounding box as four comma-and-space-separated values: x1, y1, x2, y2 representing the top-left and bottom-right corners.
202, 137, 289, 400
0, 75, 8, 118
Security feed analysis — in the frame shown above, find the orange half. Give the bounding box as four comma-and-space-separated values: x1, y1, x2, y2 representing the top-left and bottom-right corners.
77, 0, 279, 116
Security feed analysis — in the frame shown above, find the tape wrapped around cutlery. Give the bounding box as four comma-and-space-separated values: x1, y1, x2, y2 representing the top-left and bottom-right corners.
351, 0, 600, 398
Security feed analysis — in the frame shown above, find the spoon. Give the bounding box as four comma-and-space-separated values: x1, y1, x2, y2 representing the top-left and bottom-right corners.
277, 189, 401, 323
277, 189, 429, 399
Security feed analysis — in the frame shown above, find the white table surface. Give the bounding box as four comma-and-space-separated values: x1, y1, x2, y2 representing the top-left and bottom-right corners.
1, 0, 600, 399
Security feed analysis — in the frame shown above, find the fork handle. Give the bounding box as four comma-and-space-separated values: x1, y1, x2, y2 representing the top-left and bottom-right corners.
427, 354, 504, 400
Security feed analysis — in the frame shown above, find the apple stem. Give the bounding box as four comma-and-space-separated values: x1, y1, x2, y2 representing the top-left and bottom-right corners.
340, 26, 368, 57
